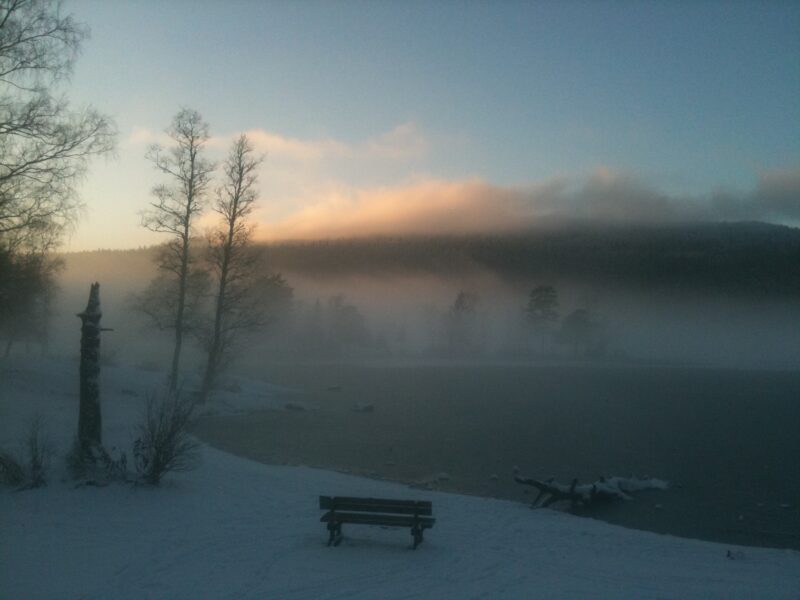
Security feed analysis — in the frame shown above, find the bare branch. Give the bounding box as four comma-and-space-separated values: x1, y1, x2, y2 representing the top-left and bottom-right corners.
199, 134, 268, 397
0, 1, 115, 251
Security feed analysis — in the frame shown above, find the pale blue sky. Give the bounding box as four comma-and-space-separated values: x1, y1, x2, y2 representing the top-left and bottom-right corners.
66, 0, 800, 249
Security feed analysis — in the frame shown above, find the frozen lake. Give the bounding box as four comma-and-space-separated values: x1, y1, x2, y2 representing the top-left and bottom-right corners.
194, 362, 800, 550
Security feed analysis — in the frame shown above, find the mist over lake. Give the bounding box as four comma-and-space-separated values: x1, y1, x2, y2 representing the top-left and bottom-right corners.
53, 222, 800, 370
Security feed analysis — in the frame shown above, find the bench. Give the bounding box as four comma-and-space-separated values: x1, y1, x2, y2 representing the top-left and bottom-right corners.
319, 496, 435, 549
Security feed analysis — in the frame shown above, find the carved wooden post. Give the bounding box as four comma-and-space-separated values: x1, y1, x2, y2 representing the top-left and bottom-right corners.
77, 282, 103, 449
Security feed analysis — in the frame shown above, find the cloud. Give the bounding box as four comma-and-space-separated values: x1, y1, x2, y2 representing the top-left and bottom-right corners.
362, 122, 430, 160
264, 179, 526, 239
234, 129, 349, 162
125, 126, 171, 147
128, 121, 429, 165
259, 167, 800, 240
126, 124, 345, 161
211, 121, 428, 163
712, 167, 800, 222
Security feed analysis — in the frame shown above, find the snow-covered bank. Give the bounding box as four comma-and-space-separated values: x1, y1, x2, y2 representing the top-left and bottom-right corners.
1, 359, 799, 599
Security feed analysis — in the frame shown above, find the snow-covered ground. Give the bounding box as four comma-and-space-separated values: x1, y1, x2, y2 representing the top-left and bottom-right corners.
1, 358, 799, 599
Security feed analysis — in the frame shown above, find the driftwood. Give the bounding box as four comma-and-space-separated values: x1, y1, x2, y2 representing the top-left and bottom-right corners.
515, 475, 668, 508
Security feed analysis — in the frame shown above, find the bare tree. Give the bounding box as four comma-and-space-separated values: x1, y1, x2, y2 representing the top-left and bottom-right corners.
0, 0, 114, 351
525, 285, 559, 353
200, 134, 263, 398
141, 108, 213, 391
444, 290, 479, 356
131, 260, 209, 337
0, 0, 115, 251
0, 246, 61, 357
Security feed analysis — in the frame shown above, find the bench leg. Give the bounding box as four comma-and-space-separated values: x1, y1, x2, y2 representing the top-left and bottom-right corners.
333, 526, 344, 547
411, 525, 423, 549
327, 522, 339, 546
327, 522, 343, 547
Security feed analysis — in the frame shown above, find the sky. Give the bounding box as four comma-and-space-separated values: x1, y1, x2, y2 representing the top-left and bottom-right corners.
64, 0, 800, 251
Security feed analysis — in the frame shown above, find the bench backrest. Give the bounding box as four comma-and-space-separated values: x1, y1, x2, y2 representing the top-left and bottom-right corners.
319, 496, 433, 516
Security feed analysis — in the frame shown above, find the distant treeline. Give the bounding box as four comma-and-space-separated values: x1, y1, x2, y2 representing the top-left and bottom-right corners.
256, 221, 800, 296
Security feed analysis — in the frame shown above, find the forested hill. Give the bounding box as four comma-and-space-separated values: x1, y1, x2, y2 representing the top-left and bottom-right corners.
257, 221, 800, 295
64, 221, 800, 297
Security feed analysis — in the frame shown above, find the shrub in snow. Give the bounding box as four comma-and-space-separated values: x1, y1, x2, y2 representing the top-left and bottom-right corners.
134, 389, 200, 486
1, 415, 53, 489
23, 415, 53, 488
0, 451, 24, 486
66, 438, 128, 484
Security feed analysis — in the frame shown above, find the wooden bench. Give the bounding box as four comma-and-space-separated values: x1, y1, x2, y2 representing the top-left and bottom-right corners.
319, 496, 435, 549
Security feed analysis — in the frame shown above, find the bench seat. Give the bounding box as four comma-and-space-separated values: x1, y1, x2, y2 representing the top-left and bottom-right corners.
319, 495, 435, 549
320, 511, 436, 528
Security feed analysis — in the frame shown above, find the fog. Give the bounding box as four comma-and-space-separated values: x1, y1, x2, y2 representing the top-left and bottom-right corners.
6, 225, 800, 554
43, 224, 800, 373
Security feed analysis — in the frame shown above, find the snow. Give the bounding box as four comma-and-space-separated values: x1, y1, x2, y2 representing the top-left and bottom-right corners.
2, 358, 799, 599
518, 476, 672, 503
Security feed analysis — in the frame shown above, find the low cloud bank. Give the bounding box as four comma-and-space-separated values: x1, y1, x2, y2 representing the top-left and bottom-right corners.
262, 167, 800, 240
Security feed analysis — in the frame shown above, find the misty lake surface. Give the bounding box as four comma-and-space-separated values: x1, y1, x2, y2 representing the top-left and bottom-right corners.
193, 363, 800, 550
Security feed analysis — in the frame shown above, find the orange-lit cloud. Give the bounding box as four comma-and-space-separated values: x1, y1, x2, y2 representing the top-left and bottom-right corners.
262, 178, 531, 239
124, 119, 800, 242
257, 167, 800, 240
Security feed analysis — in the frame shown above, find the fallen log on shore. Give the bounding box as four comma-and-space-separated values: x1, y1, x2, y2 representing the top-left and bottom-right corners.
515, 475, 669, 508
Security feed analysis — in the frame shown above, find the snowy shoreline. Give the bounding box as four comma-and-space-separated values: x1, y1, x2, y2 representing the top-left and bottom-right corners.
2, 359, 800, 599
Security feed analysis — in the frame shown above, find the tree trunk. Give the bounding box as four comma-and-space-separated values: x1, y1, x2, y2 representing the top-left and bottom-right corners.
77, 282, 103, 449
168, 233, 191, 392
200, 215, 234, 401
200, 166, 244, 401
200, 273, 225, 401
200, 290, 223, 400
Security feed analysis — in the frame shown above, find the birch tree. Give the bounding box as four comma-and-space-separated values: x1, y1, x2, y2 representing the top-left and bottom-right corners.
525, 285, 559, 353
199, 134, 262, 398
0, 0, 114, 250
0, 0, 114, 350
141, 108, 213, 391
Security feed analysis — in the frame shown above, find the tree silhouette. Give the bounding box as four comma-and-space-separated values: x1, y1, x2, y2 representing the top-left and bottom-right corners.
140, 108, 213, 391
445, 291, 479, 356
524, 285, 559, 354
200, 134, 266, 398
0, 0, 113, 353
0, 0, 114, 250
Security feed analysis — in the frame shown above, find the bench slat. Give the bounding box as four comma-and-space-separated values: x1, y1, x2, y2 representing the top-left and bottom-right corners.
321, 511, 435, 528
319, 496, 433, 515
323, 503, 433, 516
